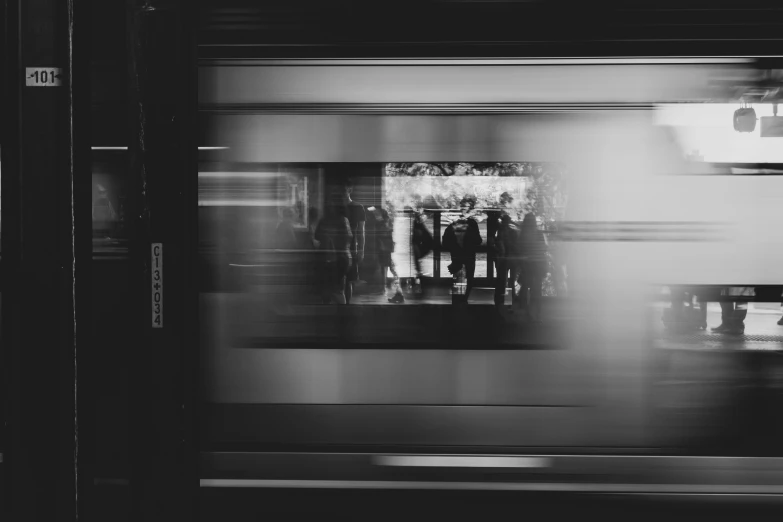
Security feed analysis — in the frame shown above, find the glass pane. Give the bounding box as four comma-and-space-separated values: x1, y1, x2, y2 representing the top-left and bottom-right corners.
656, 103, 783, 164
92, 156, 129, 255
652, 285, 783, 345
198, 164, 324, 293
196, 162, 568, 304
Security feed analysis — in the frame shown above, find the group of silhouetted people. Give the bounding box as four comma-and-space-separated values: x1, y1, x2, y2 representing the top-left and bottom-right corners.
276, 185, 552, 315
442, 194, 549, 322
492, 195, 549, 322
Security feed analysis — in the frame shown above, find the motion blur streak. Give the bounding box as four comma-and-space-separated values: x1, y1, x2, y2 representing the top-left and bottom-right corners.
198, 480, 783, 495
197, 61, 783, 494
202, 58, 757, 66
199, 64, 745, 106
372, 455, 551, 468
197, 172, 277, 179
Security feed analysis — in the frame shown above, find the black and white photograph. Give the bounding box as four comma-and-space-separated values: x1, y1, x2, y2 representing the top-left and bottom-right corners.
4, 1, 783, 521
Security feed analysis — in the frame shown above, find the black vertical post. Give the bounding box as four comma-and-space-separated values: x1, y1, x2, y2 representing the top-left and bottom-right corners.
0, 0, 21, 514
433, 212, 441, 279
126, 0, 196, 520
487, 210, 498, 280
72, 1, 93, 521
2, 0, 87, 521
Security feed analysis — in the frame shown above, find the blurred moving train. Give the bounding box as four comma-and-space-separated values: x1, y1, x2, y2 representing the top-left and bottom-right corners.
94, 59, 783, 495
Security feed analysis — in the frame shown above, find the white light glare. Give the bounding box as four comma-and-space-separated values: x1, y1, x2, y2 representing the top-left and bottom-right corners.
91, 146, 229, 150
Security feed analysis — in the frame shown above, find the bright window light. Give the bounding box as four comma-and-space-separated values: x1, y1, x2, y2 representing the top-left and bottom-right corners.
655, 104, 783, 163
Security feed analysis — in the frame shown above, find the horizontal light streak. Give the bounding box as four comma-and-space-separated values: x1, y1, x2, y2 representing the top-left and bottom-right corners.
91, 146, 230, 150
198, 200, 278, 207
373, 455, 550, 468
198, 479, 783, 495
199, 57, 757, 66
199, 103, 656, 114
198, 172, 277, 178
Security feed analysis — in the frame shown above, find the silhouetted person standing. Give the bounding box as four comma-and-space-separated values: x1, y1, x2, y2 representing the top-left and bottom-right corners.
443, 197, 482, 303
518, 213, 548, 322
305, 207, 321, 295
491, 192, 520, 316
371, 207, 402, 301
712, 287, 749, 335
335, 178, 365, 304
315, 197, 353, 305
412, 211, 434, 280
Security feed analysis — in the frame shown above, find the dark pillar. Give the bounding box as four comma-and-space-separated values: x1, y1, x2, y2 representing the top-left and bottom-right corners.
433, 212, 441, 278
126, 1, 197, 520
486, 210, 498, 280
2, 0, 90, 521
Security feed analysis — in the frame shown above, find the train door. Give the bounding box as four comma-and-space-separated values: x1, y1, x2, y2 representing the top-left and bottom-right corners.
88, 2, 199, 520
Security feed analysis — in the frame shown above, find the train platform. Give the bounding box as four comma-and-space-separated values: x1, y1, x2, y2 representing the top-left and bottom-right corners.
652, 303, 783, 352
200, 288, 783, 351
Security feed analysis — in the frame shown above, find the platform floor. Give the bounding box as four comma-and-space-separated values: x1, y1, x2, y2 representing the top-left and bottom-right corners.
652, 303, 783, 351
202, 286, 783, 351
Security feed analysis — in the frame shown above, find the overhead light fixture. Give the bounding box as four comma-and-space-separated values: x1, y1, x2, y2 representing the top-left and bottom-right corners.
733, 102, 757, 133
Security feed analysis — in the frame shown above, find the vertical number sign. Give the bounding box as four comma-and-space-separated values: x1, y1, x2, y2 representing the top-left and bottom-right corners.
152, 243, 163, 328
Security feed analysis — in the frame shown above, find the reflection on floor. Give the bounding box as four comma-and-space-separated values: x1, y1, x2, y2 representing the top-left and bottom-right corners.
351, 284, 499, 306
204, 287, 573, 349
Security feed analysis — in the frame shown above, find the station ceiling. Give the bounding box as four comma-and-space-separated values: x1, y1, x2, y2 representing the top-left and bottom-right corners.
91, 2, 783, 63
89, 1, 783, 111
196, 0, 783, 60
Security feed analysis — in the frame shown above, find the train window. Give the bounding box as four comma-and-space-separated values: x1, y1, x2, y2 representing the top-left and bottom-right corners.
384, 163, 565, 295
648, 193, 783, 346
656, 103, 783, 165
648, 101, 783, 348
196, 160, 572, 351
91, 152, 129, 257
197, 161, 568, 302
645, 105, 783, 350
644, 158, 783, 350
198, 163, 325, 293
653, 285, 783, 347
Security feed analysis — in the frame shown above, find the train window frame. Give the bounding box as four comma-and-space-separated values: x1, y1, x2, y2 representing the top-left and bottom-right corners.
194, 160, 570, 300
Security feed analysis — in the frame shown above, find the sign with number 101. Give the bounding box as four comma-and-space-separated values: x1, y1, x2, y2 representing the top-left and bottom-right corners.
152, 243, 163, 328
25, 67, 63, 87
